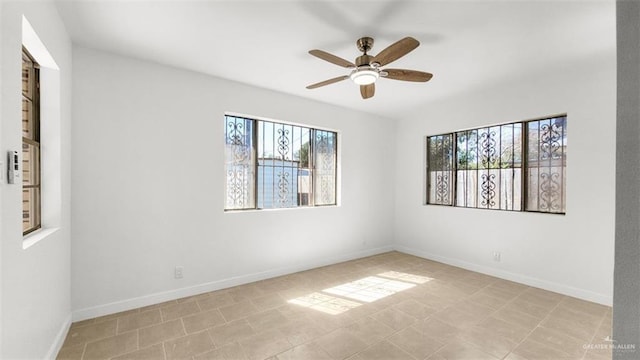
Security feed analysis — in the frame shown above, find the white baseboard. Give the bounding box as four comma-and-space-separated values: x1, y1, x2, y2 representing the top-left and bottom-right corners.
72, 245, 394, 321
395, 245, 613, 306
45, 313, 72, 359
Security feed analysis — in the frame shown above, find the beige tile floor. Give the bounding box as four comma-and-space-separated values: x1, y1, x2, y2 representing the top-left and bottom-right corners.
57, 252, 612, 360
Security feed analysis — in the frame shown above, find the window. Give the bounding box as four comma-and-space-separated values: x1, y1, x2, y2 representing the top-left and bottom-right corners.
454, 123, 523, 211
525, 117, 567, 212
224, 115, 337, 210
22, 47, 41, 234
426, 134, 454, 206
426, 115, 566, 214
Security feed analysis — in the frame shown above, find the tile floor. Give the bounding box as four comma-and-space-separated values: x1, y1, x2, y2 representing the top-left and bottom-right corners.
57, 252, 612, 360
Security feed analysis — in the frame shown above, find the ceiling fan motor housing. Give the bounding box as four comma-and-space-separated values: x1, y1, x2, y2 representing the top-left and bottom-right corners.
356, 54, 375, 67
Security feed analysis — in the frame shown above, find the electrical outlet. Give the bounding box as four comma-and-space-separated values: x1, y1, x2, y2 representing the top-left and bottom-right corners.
174, 266, 184, 279
493, 252, 501, 262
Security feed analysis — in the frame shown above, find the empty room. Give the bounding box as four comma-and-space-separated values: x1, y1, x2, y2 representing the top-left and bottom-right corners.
1, 0, 638, 359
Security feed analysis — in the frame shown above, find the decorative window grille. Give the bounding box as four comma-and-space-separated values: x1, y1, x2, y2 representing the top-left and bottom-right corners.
426, 134, 454, 205
313, 130, 337, 206
256, 121, 312, 209
224, 116, 255, 210
426, 115, 566, 214
22, 47, 41, 235
224, 115, 337, 210
526, 117, 567, 213
455, 124, 522, 211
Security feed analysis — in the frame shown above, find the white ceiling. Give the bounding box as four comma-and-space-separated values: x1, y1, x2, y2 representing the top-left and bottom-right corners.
55, 0, 615, 119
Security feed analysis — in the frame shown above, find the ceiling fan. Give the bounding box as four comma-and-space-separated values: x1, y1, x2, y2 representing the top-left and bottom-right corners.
306, 36, 433, 99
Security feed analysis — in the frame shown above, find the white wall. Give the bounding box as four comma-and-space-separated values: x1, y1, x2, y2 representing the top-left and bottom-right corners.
71, 47, 396, 318
394, 42, 616, 304
0, 1, 72, 359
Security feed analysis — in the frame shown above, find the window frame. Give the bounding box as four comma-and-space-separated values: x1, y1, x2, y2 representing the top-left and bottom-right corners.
224, 113, 339, 211
22, 46, 42, 235
425, 114, 567, 215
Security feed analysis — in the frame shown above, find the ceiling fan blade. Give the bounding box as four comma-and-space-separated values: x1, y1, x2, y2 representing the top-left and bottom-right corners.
382, 68, 433, 82
372, 37, 420, 66
360, 83, 375, 99
309, 49, 356, 68
306, 75, 350, 89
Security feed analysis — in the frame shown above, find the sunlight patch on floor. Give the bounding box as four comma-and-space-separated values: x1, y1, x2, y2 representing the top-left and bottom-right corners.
323, 276, 416, 303
287, 292, 362, 315
288, 271, 432, 315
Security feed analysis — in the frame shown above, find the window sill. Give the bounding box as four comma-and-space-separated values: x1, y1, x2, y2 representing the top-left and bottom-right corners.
23, 227, 59, 249
224, 205, 339, 213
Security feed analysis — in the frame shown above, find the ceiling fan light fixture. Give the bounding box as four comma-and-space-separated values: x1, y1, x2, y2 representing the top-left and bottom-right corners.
350, 68, 379, 85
